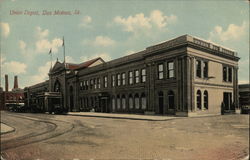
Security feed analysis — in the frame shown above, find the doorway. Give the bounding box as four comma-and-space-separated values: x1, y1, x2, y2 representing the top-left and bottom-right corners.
159, 91, 164, 114
223, 92, 232, 110
69, 86, 74, 112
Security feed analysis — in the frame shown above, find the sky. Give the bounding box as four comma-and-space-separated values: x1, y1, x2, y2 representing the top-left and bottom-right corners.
0, 0, 249, 89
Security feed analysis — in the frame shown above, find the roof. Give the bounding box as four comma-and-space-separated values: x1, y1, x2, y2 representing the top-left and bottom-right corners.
66, 57, 105, 70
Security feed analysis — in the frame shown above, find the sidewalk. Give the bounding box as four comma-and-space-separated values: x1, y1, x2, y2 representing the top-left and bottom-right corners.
67, 112, 182, 121
0, 122, 15, 134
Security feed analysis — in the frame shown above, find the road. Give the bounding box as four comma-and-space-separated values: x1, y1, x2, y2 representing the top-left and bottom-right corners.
0, 111, 249, 160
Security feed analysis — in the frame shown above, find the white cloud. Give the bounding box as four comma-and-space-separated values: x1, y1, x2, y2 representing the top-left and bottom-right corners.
19, 40, 26, 50
2, 61, 27, 74
29, 60, 55, 85
209, 21, 248, 42
80, 16, 92, 27
80, 53, 112, 62
35, 38, 63, 53
113, 10, 177, 34
124, 50, 135, 55
0, 22, 10, 37
65, 56, 75, 63
83, 36, 115, 47
239, 80, 249, 84
36, 26, 49, 39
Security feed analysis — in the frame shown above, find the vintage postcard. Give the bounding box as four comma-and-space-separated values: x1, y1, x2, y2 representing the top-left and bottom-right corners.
0, 0, 249, 160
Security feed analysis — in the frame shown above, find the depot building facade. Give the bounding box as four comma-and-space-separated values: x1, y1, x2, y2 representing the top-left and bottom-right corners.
25, 35, 240, 116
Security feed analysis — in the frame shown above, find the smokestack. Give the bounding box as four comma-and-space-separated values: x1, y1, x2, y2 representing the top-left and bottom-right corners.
5, 74, 8, 92
14, 75, 18, 89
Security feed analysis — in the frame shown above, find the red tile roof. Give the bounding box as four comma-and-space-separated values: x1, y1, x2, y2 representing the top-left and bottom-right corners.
66, 57, 104, 70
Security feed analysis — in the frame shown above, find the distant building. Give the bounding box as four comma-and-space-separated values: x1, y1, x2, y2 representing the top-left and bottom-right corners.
24, 35, 239, 116
239, 84, 250, 107
0, 75, 25, 110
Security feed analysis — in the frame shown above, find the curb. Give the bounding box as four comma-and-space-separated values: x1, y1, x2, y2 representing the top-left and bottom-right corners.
64, 113, 178, 121
0, 122, 15, 135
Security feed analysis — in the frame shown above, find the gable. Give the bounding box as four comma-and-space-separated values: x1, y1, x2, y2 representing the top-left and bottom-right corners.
88, 59, 104, 67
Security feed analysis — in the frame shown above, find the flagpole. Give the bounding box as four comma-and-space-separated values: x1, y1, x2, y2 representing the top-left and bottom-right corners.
63, 36, 65, 65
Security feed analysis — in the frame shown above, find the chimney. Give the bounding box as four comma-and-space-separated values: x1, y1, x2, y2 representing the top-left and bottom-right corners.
5, 74, 8, 92
14, 75, 18, 89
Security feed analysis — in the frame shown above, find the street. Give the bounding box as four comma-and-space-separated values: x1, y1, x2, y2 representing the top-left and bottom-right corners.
1, 111, 249, 160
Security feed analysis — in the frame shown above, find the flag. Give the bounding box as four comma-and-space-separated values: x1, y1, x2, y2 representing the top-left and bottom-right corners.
49, 48, 52, 54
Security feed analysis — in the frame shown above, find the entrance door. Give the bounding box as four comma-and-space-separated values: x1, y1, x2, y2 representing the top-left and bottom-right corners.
158, 91, 164, 114
100, 98, 109, 113
223, 92, 232, 110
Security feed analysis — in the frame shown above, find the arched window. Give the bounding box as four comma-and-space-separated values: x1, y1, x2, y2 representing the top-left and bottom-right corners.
117, 95, 121, 109
135, 94, 140, 109
129, 94, 133, 109
122, 95, 126, 109
54, 80, 61, 92
168, 90, 175, 109
141, 93, 147, 110
197, 90, 202, 110
204, 90, 208, 109
112, 96, 116, 111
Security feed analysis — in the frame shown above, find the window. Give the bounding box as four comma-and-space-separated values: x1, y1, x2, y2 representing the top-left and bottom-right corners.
223, 66, 233, 82
112, 75, 115, 87
122, 95, 126, 109
122, 73, 126, 85
196, 90, 202, 110
135, 70, 139, 83
129, 94, 133, 109
158, 64, 164, 79
168, 90, 175, 109
141, 69, 146, 82
203, 61, 208, 78
80, 82, 83, 90
117, 95, 121, 109
135, 94, 140, 109
167, 61, 174, 78
83, 81, 86, 90
223, 66, 227, 81
129, 71, 133, 85
104, 76, 108, 88
141, 93, 146, 109
86, 80, 89, 90
228, 67, 232, 82
117, 74, 121, 86
97, 78, 101, 89
90, 79, 94, 89
94, 79, 97, 89
204, 90, 208, 110
196, 60, 201, 78
112, 97, 116, 111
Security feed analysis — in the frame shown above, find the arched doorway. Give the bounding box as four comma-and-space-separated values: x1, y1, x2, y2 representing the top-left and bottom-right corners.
158, 91, 164, 114
168, 90, 175, 110
69, 86, 74, 112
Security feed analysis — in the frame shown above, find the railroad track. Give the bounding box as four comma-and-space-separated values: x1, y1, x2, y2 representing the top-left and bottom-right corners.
0, 112, 75, 151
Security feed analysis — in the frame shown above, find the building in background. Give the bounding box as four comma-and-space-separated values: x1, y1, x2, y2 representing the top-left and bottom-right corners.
239, 84, 250, 114
24, 35, 240, 116
0, 75, 25, 110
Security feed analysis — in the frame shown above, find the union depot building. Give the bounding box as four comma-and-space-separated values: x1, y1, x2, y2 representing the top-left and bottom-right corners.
24, 35, 240, 116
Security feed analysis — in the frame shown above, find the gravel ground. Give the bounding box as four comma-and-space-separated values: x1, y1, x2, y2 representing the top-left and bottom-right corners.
0, 111, 249, 160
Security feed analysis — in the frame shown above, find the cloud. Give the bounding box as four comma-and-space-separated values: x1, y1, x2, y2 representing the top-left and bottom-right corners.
65, 56, 75, 63
36, 26, 49, 39
29, 60, 55, 85
239, 80, 249, 84
113, 10, 177, 34
35, 38, 63, 53
2, 61, 27, 74
124, 50, 135, 55
0, 22, 10, 37
209, 21, 248, 42
83, 36, 115, 47
19, 40, 26, 50
80, 16, 92, 27
80, 53, 112, 62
